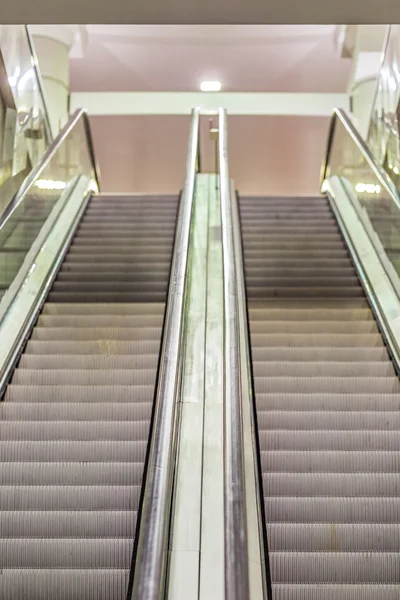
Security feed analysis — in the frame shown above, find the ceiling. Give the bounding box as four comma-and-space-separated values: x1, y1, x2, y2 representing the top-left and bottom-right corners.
5, 0, 398, 24
70, 25, 352, 94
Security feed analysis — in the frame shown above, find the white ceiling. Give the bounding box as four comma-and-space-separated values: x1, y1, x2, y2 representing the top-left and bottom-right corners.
70, 25, 352, 94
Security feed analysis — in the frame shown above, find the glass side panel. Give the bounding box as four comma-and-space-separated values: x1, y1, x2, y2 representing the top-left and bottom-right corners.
0, 25, 52, 221
367, 25, 400, 186
0, 114, 96, 302
326, 114, 400, 278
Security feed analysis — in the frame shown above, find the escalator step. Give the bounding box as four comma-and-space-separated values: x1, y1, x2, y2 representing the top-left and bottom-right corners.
241, 195, 400, 592
0, 193, 178, 596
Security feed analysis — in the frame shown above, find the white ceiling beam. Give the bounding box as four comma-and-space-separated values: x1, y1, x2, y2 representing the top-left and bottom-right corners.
70, 92, 349, 117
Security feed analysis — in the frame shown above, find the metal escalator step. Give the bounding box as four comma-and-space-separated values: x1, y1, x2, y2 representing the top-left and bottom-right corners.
251, 333, 384, 348
0, 485, 141, 509
51, 281, 168, 293
64, 253, 171, 264
264, 496, 400, 522
42, 302, 165, 315
0, 192, 177, 593
249, 299, 369, 309
260, 429, 400, 450
0, 511, 137, 538
263, 473, 400, 497
37, 314, 164, 328
60, 262, 170, 274
267, 523, 400, 551
250, 321, 377, 334
249, 308, 373, 321
0, 402, 152, 421
0, 441, 148, 462
24, 340, 161, 355
245, 266, 356, 277
245, 257, 353, 267
30, 326, 162, 341
0, 421, 150, 441
255, 393, 400, 411
258, 410, 400, 429
253, 361, 392, 377
5, 383, 154, 403
0, 462, 143, 484
0, 569, 129, 600
246, 276, 360, 288
13, 368, 157, 386
254, 376, 399, 393
269, 552, 400, 583
57, 271, 170, 282
261, 450, 400, 472
247, 286, 364, 298
250, 344, 383, 359
19, 354, 159, 370
48, 291, 167, 302
0, 539, 133, 568
272, 584, 400, 600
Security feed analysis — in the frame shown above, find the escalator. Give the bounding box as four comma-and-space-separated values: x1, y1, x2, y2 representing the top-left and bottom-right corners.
0, 193, 178, 598
239, 194, 400, 597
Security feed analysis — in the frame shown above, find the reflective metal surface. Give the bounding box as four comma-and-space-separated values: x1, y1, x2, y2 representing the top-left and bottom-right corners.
0, 25, 53, 230
218, 107, 250, 600
129, 107, 200, 600
323, 107, 400, 292
367, 25, 400, 180
0, 108, 99, 304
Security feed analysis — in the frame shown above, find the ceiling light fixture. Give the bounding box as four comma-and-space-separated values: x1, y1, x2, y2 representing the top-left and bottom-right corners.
200, 81, 221, 92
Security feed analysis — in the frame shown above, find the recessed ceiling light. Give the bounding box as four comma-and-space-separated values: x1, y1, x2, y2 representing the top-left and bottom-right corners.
200, 81, 221, 92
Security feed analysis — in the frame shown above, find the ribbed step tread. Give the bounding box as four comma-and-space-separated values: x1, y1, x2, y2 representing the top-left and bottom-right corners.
0, 570, 129, 600
264, 496, 400, 522
0, 511, 137, 538
252, 347, 388, 362
254, 376, 399, 393
42, 303, 165, 315
240, 194, 400, 590
30, 326, 162, 341
267, 523, 400, 551
253, 361, 393, 377
263, 473, 400, 496
24, 340, 161, 355
251, 333, 384, 348
249, 308, 372, 321
0, 441, 148, 462
5, 385, 154, 403
0, 486, 141, 509
0, 421, 150, 441
251, 321, 377, 334
261, 450, 400, 472
19, 354, 159, 370
13, 368, 157, 386
0, 462, 143, 484
272, 584, 400, 600
258, 410, 400, 429
0, 539, 133, 568
269, 552, 400, 583
0, 402, 152, 420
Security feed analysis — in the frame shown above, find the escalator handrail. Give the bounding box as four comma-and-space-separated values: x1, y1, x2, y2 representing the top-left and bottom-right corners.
218, 107, 250, 600
0, 108, 100, 236
129, 107, 201, 600
24, 25, 54, 143
321, 107, 400, 210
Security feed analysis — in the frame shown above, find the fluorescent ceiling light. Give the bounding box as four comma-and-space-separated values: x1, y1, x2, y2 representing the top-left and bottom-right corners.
200, 81, 221, 92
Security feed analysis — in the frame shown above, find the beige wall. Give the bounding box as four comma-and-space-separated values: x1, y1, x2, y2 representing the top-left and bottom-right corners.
89, 114, 329, 197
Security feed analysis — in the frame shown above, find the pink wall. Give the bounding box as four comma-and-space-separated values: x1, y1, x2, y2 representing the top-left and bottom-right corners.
89, 115, 329, 197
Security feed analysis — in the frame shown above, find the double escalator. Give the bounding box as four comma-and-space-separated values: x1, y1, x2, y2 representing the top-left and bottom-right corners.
240, 195, 400, 597
0, 193, 178, 598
